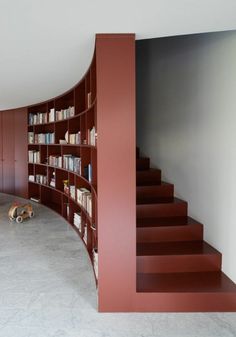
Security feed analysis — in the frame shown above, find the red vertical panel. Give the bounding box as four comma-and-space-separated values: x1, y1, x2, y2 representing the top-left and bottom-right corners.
96, 34, 136, 311
14, 108, 28, 198
0, 113, 3, 191
2, 110, 15, 194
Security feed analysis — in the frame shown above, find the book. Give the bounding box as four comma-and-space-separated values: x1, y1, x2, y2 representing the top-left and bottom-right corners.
30, 197, 40, 203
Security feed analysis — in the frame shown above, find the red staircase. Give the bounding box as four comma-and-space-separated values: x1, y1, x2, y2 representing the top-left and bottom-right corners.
136, 148, 236, 311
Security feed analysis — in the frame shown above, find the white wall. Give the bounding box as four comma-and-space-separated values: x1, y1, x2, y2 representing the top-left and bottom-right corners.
136, 30, 236, 282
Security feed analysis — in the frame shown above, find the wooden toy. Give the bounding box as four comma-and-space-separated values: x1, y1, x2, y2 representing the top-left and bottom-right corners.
8, 202, 34, 223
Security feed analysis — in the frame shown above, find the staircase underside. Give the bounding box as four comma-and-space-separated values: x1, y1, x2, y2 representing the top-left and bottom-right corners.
136, 148, 236, 312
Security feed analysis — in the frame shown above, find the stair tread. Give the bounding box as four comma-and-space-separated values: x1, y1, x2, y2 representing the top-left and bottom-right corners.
136, 181, 173, 190
136, 168, 161, 175
137, 271, 236, 293
137, 196, 175, 204
137, 240, 220, 256
137, 197, 187, 206
137, 216, 200, 228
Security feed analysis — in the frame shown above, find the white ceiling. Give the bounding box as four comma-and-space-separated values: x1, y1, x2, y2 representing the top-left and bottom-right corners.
0, 0, 236, 110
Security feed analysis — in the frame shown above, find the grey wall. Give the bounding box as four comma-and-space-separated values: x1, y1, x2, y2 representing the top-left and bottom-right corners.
136, 31, 236, 282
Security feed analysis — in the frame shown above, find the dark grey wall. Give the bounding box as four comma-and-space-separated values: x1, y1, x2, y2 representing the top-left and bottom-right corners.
136, 31, 236, 282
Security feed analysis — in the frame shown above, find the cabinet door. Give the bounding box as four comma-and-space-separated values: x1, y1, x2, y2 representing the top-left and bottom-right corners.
14, 108, 28, 198
2, 110, 15, 194
0, 113, 3, 191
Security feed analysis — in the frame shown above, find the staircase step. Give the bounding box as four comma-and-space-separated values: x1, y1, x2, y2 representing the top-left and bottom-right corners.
137, 198, 187, 218
137, 182, 174, 200
136, 157, 150, 170
137, 216, 197, 227
137, 220, 203, 242
137, 241, 221, 273
137, 271, 236, 293
136, 169, 161, 186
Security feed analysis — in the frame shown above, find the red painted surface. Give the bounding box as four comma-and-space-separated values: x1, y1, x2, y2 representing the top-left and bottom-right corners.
0, 108, 28, 198
96, 34, 136, 311
14, 108, 28, 198
2, 110, 15, 194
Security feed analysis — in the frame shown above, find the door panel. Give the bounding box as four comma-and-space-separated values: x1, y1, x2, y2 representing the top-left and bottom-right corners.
2, 110, 15, 194
14, 108, 28, 198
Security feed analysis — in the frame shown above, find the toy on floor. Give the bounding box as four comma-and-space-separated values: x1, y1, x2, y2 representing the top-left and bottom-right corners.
8, 202, 34, 223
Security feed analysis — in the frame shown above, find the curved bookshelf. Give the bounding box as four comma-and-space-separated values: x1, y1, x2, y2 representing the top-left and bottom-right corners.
27, 52, 98, 281
25, 34, 136, 311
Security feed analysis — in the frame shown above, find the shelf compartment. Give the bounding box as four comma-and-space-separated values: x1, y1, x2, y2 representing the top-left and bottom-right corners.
35, 164, 47, 185
62, 195, 70, 221
28, 181, 40, 202
41, 185, 62, 215
75, 79, 86, 114
56, 168, 69, 194
55, 120, 69, 144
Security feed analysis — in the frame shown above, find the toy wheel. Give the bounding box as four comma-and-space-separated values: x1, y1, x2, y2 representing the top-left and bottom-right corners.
16, 216, 23, 223
29, 211, 34, 218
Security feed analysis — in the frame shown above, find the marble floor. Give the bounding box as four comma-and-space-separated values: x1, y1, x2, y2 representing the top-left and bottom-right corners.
0, 193, 235, 337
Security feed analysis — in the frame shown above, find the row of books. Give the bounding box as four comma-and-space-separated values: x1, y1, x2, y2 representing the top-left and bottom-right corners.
48, 155, 62, 168
68, 131, 81, 144
35, 133, 55, 144
77, 187, 92, 218
28, 129, 95, 146
74, 212, 82, 232
29, 112, 48, 125
48, 107, 75, 122
56, 106, 75, 121
87, 127, 96, 146
35, 174, 47, 185
28, 174, 47, 185
84, 164, 92, 183
63, 155, 81, 174
28, 150, 40, 163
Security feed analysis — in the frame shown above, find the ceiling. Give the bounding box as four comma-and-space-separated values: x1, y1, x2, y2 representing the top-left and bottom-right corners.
0, 0, 236, 110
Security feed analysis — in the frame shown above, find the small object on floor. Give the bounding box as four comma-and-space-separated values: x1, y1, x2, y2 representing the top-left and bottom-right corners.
8, 202, 34, 223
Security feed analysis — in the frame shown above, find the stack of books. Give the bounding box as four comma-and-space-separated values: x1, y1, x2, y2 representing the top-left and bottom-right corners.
28, 150, 40, 163
73, 212, 82, 232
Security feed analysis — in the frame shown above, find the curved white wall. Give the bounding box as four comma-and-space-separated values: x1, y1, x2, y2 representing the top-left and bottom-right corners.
1, 0, 236, 109
137, 30, 236, 282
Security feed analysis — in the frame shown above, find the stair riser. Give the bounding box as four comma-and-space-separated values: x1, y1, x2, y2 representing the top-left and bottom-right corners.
137, 184, 174, 199
136, 171, 161, 186
137, 224, 203, 243
136, 158, 150, 170
137, 202, 188, 218
137, 254, 222, 273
